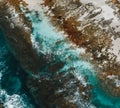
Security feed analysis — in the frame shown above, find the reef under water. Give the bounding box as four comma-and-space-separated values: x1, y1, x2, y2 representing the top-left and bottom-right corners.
0, 0, 120, 108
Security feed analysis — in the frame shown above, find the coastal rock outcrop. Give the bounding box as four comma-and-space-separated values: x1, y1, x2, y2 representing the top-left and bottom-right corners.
0, 0, 93, 107
0, 101, 4, 108
1, 0, 120, 107
0, 0, 40, 75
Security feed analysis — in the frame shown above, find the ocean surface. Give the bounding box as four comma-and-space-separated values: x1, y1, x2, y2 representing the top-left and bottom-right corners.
0, 28, 35, 108
0, 9, 120, 108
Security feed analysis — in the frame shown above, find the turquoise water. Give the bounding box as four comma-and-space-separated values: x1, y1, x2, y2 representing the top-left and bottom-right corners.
26, 10, 120, 108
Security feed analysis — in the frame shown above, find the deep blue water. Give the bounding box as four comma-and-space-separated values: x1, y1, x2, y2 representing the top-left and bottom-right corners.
0, 29, 35, 108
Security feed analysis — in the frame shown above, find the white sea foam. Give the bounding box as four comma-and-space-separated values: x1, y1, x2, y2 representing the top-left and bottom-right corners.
69, 89, 96, 108
0, 90, 33, 108
22, 6, 87, 61
0, 32, 33, 108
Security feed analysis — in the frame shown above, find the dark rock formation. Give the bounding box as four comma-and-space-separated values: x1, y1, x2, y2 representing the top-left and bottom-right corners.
0, 0, 40, 74
26, 72, 92, 108
0, 101, 4, 108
